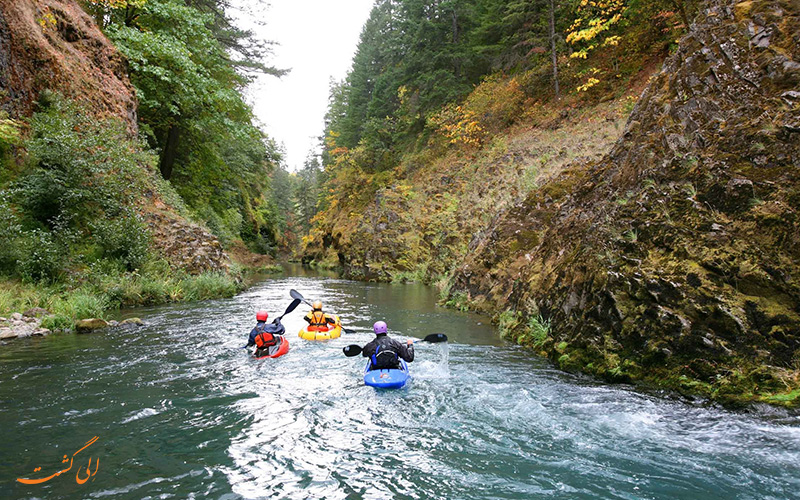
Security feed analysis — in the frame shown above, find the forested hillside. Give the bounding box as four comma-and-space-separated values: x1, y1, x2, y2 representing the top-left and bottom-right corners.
89, 0, 286, 251
305, 0, 689, 278
0, 0, 288, 327
304, 0, 800, 406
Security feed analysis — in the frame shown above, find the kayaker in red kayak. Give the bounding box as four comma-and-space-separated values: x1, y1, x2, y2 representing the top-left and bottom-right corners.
362, 321, 414, 369
247, 310, 286, 357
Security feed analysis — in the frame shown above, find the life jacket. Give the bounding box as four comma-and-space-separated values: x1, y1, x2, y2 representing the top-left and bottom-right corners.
307, 311, 330, 332
371, 345, 399, 369
254, 324, 279, 348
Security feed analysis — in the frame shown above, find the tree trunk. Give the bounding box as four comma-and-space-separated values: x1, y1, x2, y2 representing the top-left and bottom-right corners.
159, 125, 180, 180
124, 6, 139, 27
452, 8, 461, 77
549, 0, 560, 99
673, 0, 690, 28
451, 9, 459, 44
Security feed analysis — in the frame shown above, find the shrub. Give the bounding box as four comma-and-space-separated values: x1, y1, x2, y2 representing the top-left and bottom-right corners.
0, 196, 24, 275
498, 309, 522, 340
13, 93, 152, 231
428, 75, 526, 148
0, 112, 22, 183
40, 314, 72, 331
0, 93, 164, 283
444, 290, 470, 312
391, 267, 427, 284
91, 210, 151, 271
50, 291, 109, 320
18, 229, 64, 283
526, 314, 552, 347
0, 113, 22, 151
181, 272, 239, 301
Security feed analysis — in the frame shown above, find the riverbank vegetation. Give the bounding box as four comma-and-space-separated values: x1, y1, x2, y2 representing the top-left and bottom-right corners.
0, 92, 246, 324
0, 266, 241, 330
0, 0, 290, 327
87, 0, 287, 254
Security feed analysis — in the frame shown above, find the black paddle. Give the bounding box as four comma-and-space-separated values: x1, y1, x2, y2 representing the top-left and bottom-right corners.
289, 289, 313, 307
289, 289, 351, 333
342, 333, 449, 357
274, 298, 301, 323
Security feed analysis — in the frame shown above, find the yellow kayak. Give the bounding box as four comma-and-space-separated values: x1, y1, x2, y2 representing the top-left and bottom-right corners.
298, 315, 342, 340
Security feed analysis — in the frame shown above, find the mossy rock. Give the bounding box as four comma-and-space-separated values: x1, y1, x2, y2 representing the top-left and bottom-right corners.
75, 318, 110, 332
119, 318, 144, 327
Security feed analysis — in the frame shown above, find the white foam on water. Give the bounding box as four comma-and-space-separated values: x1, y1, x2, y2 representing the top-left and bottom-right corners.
120, 407, 159, 424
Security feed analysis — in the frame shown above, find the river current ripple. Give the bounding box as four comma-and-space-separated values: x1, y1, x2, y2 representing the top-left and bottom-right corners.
1, 273, 799, 499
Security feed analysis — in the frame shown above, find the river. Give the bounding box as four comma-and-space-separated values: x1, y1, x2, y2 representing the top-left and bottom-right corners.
1, 268, 799, 499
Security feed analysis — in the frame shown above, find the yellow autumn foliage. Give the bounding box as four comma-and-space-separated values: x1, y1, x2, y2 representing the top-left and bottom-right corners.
85, 0, 147, 8
429, 75, 526, 148
37, 7, 57, 31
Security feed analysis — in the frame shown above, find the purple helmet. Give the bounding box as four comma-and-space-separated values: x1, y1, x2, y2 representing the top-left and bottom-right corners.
373, 321, 388, 334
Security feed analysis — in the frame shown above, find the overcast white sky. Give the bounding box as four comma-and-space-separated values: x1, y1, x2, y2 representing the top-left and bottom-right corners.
237, 0, 375, 172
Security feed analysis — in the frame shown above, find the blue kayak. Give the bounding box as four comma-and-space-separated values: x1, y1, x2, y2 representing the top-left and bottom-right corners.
363, 359, 410, 389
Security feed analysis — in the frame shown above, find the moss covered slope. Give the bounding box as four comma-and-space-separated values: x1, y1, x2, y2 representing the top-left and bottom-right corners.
450, 0, 800, 406
304, 91, 634, 284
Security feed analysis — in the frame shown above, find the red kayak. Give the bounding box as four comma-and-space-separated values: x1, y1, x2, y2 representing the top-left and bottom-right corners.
254, 336, 290, 359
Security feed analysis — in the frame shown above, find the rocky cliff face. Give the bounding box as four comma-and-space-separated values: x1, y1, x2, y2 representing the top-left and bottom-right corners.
0, 0, 137, 129
146, 211, 228, 274
451, 0, 800, 405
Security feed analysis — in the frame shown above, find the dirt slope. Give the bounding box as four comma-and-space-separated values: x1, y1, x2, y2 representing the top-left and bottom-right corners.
0, 0, 137, 129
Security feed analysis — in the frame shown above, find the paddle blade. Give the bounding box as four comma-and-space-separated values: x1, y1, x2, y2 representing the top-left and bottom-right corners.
289, 289, 305, 301
343, 344, 362, 357
284, 299, 301, 315
274, 299, 301, 323
423, 333, 448, 343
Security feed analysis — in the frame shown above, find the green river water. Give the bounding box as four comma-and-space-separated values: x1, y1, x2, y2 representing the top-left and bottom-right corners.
1, 267, 799, 499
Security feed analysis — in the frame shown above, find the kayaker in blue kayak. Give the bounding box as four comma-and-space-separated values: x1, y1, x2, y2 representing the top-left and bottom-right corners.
247, 310, 286, 357
362, 321, 414, 369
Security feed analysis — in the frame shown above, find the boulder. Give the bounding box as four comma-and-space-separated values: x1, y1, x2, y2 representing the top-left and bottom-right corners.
119, 317, 144, 327
75, 318, 109, 332
0, 328, 18, 340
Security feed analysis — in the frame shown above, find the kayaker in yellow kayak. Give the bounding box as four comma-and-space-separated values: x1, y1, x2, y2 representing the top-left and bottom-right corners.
291, 290, 343, 340
303, 300, 337, 331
